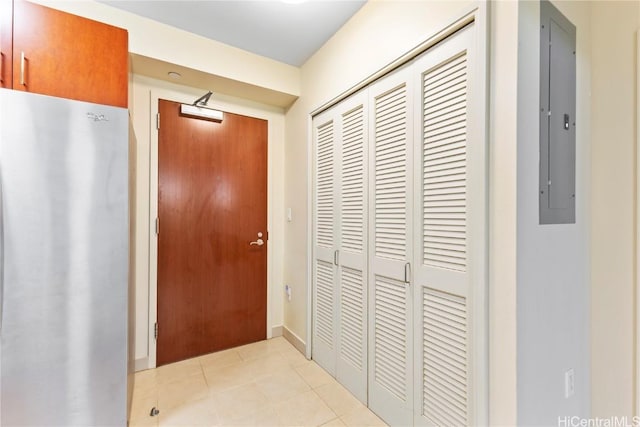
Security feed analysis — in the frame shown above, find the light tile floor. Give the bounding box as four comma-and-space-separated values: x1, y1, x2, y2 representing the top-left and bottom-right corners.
130, 337, 388, 427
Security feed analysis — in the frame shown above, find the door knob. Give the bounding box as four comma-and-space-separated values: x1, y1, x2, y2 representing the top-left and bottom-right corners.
250, 238, 264, 246
250, 232, 264, 246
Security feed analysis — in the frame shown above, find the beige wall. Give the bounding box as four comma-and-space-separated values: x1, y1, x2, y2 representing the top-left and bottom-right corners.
590, 1, 639, 418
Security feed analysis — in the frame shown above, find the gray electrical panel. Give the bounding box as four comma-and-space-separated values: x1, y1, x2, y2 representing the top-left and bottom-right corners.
539, 0, 576, 224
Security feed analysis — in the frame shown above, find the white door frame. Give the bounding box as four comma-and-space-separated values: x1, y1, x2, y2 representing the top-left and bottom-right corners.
636, 29, 640, 419
147, 86, 282, 369
305, 2, 489, 424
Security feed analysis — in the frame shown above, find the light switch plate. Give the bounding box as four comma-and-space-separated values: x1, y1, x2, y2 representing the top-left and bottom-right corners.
564, 368, 575, 398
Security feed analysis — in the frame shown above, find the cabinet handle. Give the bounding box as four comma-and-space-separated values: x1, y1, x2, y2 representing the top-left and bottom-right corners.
333, 250, 339, 266
20, 52, 26, 86
404, 262, 412, 284
0, 52, 4, 84
0, 173, 4, 332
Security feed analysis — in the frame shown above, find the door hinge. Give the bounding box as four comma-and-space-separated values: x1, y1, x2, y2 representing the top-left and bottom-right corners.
154, 322, 158, 340
156, 112, 160, 130
155, 217, 159, 235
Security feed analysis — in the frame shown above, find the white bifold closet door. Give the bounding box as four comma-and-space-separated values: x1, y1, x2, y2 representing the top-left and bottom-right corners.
313, 20, 484, 427
312, 110, 338, 375
412, 24, 481, 426
367, 66, 415, 426
312, 92, 369, 403
336, 92, 369, 402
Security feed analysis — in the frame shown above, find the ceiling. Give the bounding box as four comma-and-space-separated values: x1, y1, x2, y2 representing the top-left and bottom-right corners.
99, 0, 367, 67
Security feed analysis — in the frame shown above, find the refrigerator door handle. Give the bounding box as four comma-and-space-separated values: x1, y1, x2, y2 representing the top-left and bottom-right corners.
0, 169, 4, 332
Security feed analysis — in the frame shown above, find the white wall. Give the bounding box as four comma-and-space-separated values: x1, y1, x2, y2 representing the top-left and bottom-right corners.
516, 1, 591, 423
130, 75, 286, 366
590, 1, 639, 418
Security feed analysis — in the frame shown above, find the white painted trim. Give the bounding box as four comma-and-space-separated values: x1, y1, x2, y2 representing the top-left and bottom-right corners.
134, 357, 149, 372
636, 29, 640, 419
471, 3, 490, 425
271, 325, 283, 337
148, 89, 158, 370
305, 111, 314, 360
283, 326, 307, 356
147, 85, 282, 369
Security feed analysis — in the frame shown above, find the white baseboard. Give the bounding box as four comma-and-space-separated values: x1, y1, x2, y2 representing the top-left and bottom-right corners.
134, 327, 292, 373
134, 357, 149, 372
283, 326, 306, 356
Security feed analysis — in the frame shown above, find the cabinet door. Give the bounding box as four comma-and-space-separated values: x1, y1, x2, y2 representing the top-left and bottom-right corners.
367, 65, 414, 426
12, 0, 128, 107
0, 0, 12, 88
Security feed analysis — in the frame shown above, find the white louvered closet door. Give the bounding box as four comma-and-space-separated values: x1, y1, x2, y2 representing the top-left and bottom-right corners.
367, 66, 415, 426
411, 24, 483, 426
335, 92, 369, 403
312, 111, 339, 375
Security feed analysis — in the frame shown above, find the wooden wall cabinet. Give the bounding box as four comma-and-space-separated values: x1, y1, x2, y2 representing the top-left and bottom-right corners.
0, 0, 13, 88
3, 0, 128, 107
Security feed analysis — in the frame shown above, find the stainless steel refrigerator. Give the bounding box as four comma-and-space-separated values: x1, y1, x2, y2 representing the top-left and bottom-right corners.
0, 89, 132, 426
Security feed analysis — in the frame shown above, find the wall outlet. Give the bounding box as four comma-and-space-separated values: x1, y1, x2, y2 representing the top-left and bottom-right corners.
564, 369, 575, 398
285, 284, 292, 301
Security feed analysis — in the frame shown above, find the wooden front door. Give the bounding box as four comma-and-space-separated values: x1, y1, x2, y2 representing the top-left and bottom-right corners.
157, 99, 268, 366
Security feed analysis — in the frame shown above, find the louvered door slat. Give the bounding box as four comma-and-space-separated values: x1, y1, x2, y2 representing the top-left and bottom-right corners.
315, 261, 335, 347
340, 267, 364, 370
374, 276, 407, 401
313, 112, 338, 377
335, 93, 368, 404
341, 105, 365, 253
374, 84, 408, 261
413, 25, 481, 427
368, 66, 413, 427
422, 289, 468, 426
423, 52, 468, 272
316, 120, 335, 249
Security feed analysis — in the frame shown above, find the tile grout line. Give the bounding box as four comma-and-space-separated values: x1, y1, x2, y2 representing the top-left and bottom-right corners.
131, 338, 387, 427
